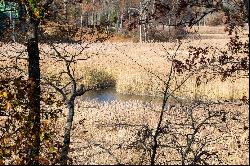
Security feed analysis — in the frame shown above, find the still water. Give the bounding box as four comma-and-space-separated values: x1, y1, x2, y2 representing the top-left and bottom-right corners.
81, 87, 164, 104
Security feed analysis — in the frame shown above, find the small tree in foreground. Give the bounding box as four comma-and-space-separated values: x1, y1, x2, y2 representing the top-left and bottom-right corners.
1, 0, 56, 164
41, 41, 110, 164
43, 43, 90, 165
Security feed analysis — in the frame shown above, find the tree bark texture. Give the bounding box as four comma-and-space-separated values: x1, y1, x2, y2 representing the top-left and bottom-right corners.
27, 17, 41, 165
243, 0, 249, 23
60, 101, 75, 165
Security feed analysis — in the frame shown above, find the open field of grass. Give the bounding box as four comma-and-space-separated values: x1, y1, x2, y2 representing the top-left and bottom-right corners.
1, 91, 248, 164
40, 34, 248, 101
0, 32, 248, 101
187, 25, 249, 34
0, 25, 249, 165
52, 99, 249, 165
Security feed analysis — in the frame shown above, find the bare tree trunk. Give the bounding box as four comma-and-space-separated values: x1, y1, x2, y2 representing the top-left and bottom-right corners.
86, 13, 89, 26
144, 24, 147, 42
243, 0, 249, 23
80, 2, 84, 28
139, 1, 142, 43
150, 82, 170, 165
96, 12, 98, 25
64, 0, 68, 22
107, 12, 110, 34
60, 100, 75, 165
116, 11, 119, 32
26, 17, 41, 165
150, 44, 181, 165
139, 22, 142, 42
80, 14, 83, 28
120, 14, 123, 29
92, 12, 95, 27
9, 2, 16, 42
48, 45, 87, 165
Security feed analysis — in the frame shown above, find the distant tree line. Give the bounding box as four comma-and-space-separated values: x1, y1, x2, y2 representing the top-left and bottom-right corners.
1, 0, 248, 42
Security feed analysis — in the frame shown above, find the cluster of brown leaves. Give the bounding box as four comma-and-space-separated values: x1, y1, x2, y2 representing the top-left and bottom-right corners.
173, 35, 248, 81
0, 77, 63, 165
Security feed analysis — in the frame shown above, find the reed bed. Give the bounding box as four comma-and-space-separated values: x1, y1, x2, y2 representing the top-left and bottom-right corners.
54, 99, 249, 165
41, 36, 248, 101
0, 26, 249, 165
186, 25, 249, 34
0, 33, 249, 101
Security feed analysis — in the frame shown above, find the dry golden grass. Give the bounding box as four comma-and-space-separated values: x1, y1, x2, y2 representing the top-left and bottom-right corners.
187, 26, 227, 34
0, 26, 249, 165
108, 34, 132, 42
37, 35, 249, 101
53, 99, 249, 165
1, 33, 248, 101
187, 25, 249, 35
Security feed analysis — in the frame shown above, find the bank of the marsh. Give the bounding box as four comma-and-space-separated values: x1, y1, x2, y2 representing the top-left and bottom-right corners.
1, 37, 248, 101
40, 36, 248, 101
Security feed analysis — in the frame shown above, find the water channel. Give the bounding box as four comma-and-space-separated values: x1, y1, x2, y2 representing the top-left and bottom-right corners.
81, 87, 179, 106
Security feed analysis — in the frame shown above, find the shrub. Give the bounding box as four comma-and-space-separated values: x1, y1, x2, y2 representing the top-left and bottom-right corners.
147, 26, 189, 42
206, 12, 225, 26
82, 68, 116, 89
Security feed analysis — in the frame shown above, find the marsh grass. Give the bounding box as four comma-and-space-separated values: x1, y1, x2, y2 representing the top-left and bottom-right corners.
1, 36, 248, 101
50, 37, 247, 101
55, 99, 249, 165
0, 26, 249, 165
80, 67, 116, 89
